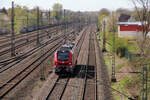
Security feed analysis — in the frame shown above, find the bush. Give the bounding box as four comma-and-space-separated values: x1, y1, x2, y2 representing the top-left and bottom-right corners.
120, 78, 133, 90
106, 32, 129, 55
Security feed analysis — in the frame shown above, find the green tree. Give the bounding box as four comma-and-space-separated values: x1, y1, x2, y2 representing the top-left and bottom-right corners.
8, 5, 28, 34
7, 5, 38, 34
99, 8, 110, 16
97, 8, 110, 28
51, 3, 63, 22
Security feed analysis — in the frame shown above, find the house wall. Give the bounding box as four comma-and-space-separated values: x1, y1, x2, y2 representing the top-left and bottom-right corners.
118, 25, 142, 37
118, 31, 138, 37
120, 25, 138, 31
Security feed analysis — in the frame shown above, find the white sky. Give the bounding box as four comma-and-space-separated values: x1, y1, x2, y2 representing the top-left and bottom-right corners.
1, 0, 134, 11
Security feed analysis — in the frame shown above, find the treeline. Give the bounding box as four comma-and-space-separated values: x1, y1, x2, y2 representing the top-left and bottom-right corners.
0, 3, 98, 34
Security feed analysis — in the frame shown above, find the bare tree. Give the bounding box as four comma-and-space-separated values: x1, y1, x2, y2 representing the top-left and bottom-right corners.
107, 12, 118, 32
132, 0, 150, 37
99, 8, 110, 16
116, 8, 132, 15
131, 0, 150, 66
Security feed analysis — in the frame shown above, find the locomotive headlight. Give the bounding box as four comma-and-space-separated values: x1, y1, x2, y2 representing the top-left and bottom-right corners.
69, 62, 72, 65
55, 62, 58, 65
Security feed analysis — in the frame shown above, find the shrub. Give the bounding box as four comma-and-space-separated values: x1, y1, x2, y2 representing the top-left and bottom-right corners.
120, 78, 133, 90
106, 32, 129, 55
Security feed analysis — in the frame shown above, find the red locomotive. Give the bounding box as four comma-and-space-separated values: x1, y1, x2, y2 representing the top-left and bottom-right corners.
54, 44, 75, 74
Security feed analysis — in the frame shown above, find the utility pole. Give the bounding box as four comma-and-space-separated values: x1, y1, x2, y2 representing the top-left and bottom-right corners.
102, 20, 106, 52
96, 18, 100, 40
79, 11, 81, 32
48, 9, 50, 24
111, 29, 117, 82
97, 26, 101, 41
142, 66, 148, 100
111, 13, 116, 82
40, 44, 45, 81
66, 11, 68, 34
40, 39, 45, 80
26, 10, 29, 32
11, 1, 15, 57
36, 7, 40, 45
41, 11, 43, 26
64, 9, 66, 44
26, 10, 29, 44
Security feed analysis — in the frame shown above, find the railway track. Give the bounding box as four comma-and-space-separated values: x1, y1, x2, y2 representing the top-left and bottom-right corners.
0, 26, 79, 99
0, 24, 78, 62
0, 22, 81, 54
0, 25, 62, 43
34, 27, 88, 100
44, 26, 98, 100
0, 28, 76, 73
0, 28, 56, 49
0, 27, 61, 57
0, 32, 62, 64
81, 30, 97, 100
32, 24, 112, 100
0, 22, 78, 45
0, 39, 63, 99
0, 25, 91, 100
0, 34, 63, 73
45, 75, 70, 100
95, 29, 113, 100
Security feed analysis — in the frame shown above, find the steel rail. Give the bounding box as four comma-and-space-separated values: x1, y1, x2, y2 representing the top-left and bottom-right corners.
45, 27, 87, 100
0, 24, 62, 43
0, 28, 76, 73
0, 26, 73, 62
0, 35, 63, 73
94, 32, 98, 100
0, 29, 58, 57
81, 31, 90, 100
45, 75, 70, 100
0, 40, 63, 99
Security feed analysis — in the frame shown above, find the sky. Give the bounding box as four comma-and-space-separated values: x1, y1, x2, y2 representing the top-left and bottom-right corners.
0, 0, 134, 11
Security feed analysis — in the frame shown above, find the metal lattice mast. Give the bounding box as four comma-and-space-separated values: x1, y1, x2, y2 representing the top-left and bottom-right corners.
111, 29, 116, 82
39, 9, 45, 81
40, 42, 45, 80
26, 10, 29, 32
102, 20, 106, 52
142, 67, 148, 100
64, 9, 66, 44
48, 9, 51, 24
40, 12, 43, 26
79, 11, 81, 32
27, 11, 29, 28
111, 12, 116, 82
36, 7, 40, 45
11, 1, 15, 57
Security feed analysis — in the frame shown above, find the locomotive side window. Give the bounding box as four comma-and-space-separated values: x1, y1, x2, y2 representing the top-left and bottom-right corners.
57, 51, 70, 61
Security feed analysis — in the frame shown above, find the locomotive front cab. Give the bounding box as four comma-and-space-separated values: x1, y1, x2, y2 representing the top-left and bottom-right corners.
54, 47, 74, 73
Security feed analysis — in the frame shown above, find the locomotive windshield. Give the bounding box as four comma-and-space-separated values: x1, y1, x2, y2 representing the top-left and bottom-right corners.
57, 51, 70, 61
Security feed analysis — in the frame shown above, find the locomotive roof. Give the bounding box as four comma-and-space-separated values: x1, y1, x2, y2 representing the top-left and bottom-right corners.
58, 47, 70, 52
62, 44, 73, 48
57, 44, 74, 53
